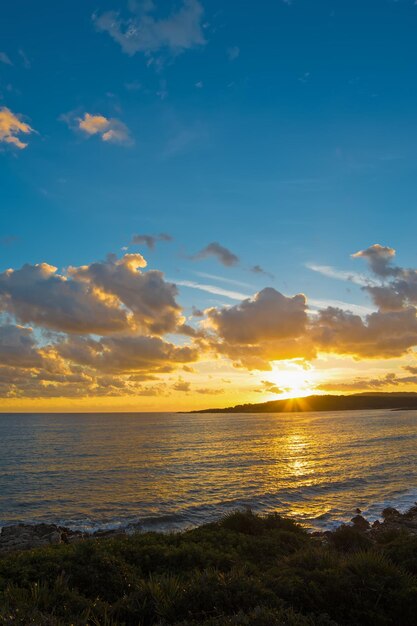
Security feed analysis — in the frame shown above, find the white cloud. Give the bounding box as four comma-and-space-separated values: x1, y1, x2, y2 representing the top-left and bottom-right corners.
193, 272, 252, 288
175, 279, 249, 301
308, 298, 375, 317
306, 262, 371, 286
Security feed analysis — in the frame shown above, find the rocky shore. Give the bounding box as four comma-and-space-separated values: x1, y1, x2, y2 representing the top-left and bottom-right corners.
0, 522, 125, 553
1, 504, 417, 554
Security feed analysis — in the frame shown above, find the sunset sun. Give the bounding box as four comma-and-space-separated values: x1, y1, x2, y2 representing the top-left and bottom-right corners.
265, 364, 317, 399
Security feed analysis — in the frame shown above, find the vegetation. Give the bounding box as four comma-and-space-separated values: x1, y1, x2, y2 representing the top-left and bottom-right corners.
1, 510, 417, 625
190, 392, 417, 413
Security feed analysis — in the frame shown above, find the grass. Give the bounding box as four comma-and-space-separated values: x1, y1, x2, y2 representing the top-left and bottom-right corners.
0, 510, 417, 625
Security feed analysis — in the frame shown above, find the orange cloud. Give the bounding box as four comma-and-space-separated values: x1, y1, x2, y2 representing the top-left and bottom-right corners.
77, 113, 133, 145
4, 244, 417, 401
0, 107, 34, 149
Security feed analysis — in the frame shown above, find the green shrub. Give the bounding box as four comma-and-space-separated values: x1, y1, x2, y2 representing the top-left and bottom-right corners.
1, 511, 417, 625
328, 525, 373, 553
219, 510, 265, 535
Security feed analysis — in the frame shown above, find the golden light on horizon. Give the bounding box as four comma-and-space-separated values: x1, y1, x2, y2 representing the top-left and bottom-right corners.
266, 362, 318, 400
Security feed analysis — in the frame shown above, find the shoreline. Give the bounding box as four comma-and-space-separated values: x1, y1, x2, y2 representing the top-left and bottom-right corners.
2, 487, 417, 538
1, 503, 417, 554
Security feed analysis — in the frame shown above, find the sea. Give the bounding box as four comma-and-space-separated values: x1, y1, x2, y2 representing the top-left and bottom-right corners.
1, 409, 417, 533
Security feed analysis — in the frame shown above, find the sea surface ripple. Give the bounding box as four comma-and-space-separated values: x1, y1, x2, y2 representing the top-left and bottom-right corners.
0, 410, 416, 532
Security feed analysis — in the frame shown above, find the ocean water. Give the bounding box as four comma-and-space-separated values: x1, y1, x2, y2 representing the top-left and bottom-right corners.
1, 410, 417, 533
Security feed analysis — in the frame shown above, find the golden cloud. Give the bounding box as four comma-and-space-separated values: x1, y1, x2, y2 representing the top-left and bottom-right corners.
3, 244, 417, 400
0, 254, 183, 336
0, 107, 34, 149
77, 113, 133, 145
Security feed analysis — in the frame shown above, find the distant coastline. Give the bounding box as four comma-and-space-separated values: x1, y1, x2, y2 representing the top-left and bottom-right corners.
190, 392, 417, 413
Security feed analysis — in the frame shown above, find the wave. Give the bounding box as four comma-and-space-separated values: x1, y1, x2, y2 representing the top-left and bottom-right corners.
4, 484, 417, 535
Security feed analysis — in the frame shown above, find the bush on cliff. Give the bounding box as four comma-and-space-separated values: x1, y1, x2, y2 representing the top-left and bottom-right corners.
0, 510, 417, 625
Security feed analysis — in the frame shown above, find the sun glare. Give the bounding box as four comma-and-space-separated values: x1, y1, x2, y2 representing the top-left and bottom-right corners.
266, 363, 317, 399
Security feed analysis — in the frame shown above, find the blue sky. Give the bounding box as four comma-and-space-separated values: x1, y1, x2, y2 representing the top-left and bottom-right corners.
3, 1, 417, 409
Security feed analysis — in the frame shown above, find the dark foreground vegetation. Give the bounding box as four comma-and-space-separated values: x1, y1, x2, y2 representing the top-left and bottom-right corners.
191, 392, 417, 413
1, 510, 417, 625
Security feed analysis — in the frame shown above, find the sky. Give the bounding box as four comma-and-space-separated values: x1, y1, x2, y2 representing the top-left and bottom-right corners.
3, 0, 417, 411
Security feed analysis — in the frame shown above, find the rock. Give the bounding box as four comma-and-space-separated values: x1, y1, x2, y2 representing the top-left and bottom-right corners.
382, 507, 401, 520
0, 523, 82, 553
351, 515, 370, 531
93, 529, 126, 539
0, 521, 128, 553
402, 505, 417, 521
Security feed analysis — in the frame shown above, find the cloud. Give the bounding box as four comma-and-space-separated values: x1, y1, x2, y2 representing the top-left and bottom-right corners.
227, 46, 240, 61
191, 242, 239, 267
250, 265, 274, 280
306, 263, 370, 286
0, 355, 172, 399
58, 334, 197, 374
256, 380, 284, 395
207, 288, 308, 345
93, 0, 206, 59
206, 288, 311, 369
352, 244, 396, 277
312, 306, 417, 359
0, 324, 43, 368
0, 262, 130, 334
352, 244, 417, 312
131, 232, 172, 249
0, 254, 183, 336
69, 253, 183, 335
0, 324, 199, 400
203, 251, 417, 367
309, 244, 417, 314
195, 387, 224, 395
317, 372, 417, 392
0, 52, 12, 65
5, 243, 417, 399
75, 113, 133, 145
0, 107, 35, 149
173, 377, 191, 392
0, 249, 202, 398
308, 298, 375, 317
175, 279, 249, 301
193, 272, 251, 288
